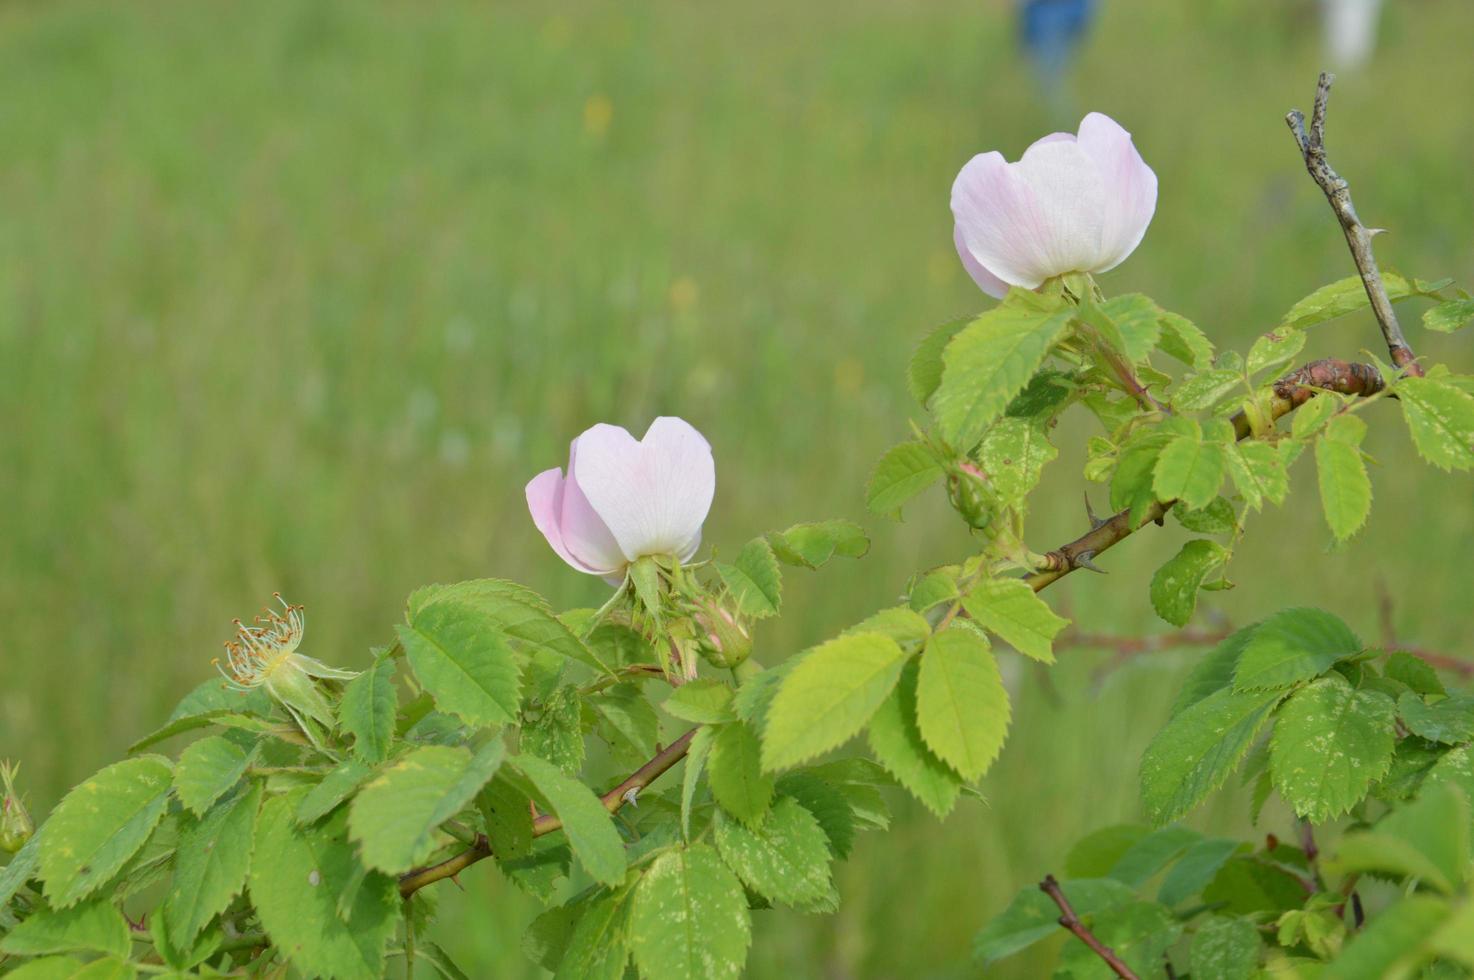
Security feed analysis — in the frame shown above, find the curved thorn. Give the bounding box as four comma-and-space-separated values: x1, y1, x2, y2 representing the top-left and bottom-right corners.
1073, 550, 1107, 575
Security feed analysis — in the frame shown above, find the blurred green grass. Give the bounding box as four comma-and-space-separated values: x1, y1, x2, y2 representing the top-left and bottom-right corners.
2, 0, 1472, 976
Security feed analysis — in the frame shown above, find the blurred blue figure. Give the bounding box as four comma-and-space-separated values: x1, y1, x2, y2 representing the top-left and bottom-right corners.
1019, 0, 1097, 92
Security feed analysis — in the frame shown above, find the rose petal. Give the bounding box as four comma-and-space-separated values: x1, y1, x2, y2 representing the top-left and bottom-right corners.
953, 225, 1010, 299
1075, 112, 1157, 273
525, 467, 623, 576
572, 417, 715, 563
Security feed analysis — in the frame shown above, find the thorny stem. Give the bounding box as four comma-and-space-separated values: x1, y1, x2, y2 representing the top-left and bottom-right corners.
398, 729, 697, 898
1287, 73, 1424, 376
1039, 874, 1140, 979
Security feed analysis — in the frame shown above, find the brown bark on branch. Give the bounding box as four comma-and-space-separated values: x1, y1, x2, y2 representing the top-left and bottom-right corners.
1287, 72, 1423, 376
1039, 874, 1141, 979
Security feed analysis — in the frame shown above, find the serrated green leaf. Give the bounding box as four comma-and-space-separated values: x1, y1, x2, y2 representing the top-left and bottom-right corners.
1280, 272, 1422, 330
1111, 428, 1173, 526
1107, 825, 1200, 888
340, 655, 397, 764
1322, 895, 1447, 980
908, 317, 970, 406
1171, 625, 1257, 718
866, 442, 944, 516
1316, 414, 1372, 540
412, 579, 610, 675
713, 539, 782, 619
774, 773, 856, 860
1158, 838, 1241, 907
1233, 607, 1362, 691
297, 760, 373, 825
1329, 783, 1470, 894
629, 844, 750, 980
1056, 900, 1182, 978
1140, 687, 1284, 825
761, 633, 908, 772
0, 899, 130, 958
1246, 328, 1307, 377
1398, 692, 1474, 745
554, 881, 636, 980
766, 520, 869, 569
477, 774, 534, 862
1225, 440, 1288, 511
350, 742, 504, 873
1385, 652, 1446, 697
1397, 376, 1474, 472
1175, 497, 1238, 534
172, 735, 253, 818
1424, 297, 1474, 333
162, 781, 261, 950
250, 794, 399, 980
680, 726, 715, 841
933, 299, 1075, 450
0, 833, 41, 908
973, 877, 1137, 963
38, 756, 173, 908
663, 681, 736, 725
511, 754, 625, 886
1065, 825, 1149, 879
977, 418, 1058, 507
1159, 312, 1215, 369
961, 577, 1068, 664
1098, 294, 1164, 362
397, 599, 521, 728
867, 659, 963, 818
707, 722, 773, 824
1271, 675, 1397, 822
1150, 539, 1230, 628
1291, 390, 1342, 441
1005, 368, 1076, 419
1172, 369, 1242, 413
713, 798, 833, 907
1153, 423, 1227, 510
3, 957, 136, 980
914, 628, 1009, 782
523, 686, 585, 773
589, 683, 660, 760
1190, 915, 1261, 980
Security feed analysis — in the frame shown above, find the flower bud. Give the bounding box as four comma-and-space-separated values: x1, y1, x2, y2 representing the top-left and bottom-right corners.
1, 761, 34, 854
695, 602, 752, 669
947, 463, 993, 531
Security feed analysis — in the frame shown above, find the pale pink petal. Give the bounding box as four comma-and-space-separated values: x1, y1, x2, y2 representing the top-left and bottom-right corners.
572, 417, 715, 563
1075, 112, 1157, 272
1013, 138, 1108, 278
560, 441, 627, 574
953, 225, 1010, 299
526, 468, 612, 576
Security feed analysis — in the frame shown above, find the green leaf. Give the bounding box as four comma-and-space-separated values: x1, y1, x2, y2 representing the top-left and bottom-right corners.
961, 577, 1068, 664
172, 735, 253, 818
977, 418, 1058, 506
1111, 428, 1172, 526
163, 781, 261, 950
1172, 369, 1242, 414
1158, 312, 1215, 369
1107, 825, 1200, 888
1154, 423, 1227, 510
1329, 783, 1471, 894
1005, 369, 1076, 419
713, 538, 782, 619
397, 599, 521, 728
933, 298, 1075, 450
0, 899, 130, 958
707, 722, 773, 824
1171, 625, 1257, 717
1175, 497, 1238, 534
38, 756, 174, 908
1151, 539, 1230, 628
340, 655, 397, 764
1291, 390, 1343, 441
1140, 687, 1284, 825
680, 726, 715, 841
629, 844, 750, 980
250, 794, 399, 980
663, 681, 736, 725
0, 833, 41, 908
1189, 915, 1261, 980
553, 881, 636, 980
1233, 608, 1362, 691
1322, 895, 1448, 980
761, 633, 908, 771
350, 742, 504, 874
1246, 328, 1307, 377
843, 606, 932, 648
774, 773, 856, 860
411, 579, 611, 675
523, 685, 585, 773
478, 774, 534, 862
1397, 376, 1474, 471
1280, 272, 1423, 330
297, 760, 373, 825
1225, 440, 1288, 511
867, 659, 963, 818
589, 684, 660, 760
866, 441, 944, 516
1316, 414, 1372, 540
1056, 900, 1182, 979
973, 877, 1136, 963
713, 798, 834, 907
1385, 653, 1446, 697
1065, 825, 1149, 879
1158, 838, 1241, 907
908, 317, 969, 406
511, 754, 626, 886
1424, 297, 1474, 333
1270, 675, 1397, 822
1097, 294, 1164, 362
1399, 692, 1474, 745
766, 520, 869, 569
915, 627, 1010, 781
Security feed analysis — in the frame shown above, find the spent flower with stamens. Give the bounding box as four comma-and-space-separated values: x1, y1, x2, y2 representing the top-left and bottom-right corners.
215, 594, 357, 733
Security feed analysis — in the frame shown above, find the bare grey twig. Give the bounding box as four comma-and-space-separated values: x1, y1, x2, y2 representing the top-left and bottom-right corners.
1286, 72, 1424, 376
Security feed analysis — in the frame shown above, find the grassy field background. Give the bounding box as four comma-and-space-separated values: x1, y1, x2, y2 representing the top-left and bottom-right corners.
3, 1, 1472, 976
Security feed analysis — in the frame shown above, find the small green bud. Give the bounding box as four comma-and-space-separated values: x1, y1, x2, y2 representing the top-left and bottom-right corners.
947, 462, 993, 531
1, 760, 34, 854
695, 602, 752, 670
